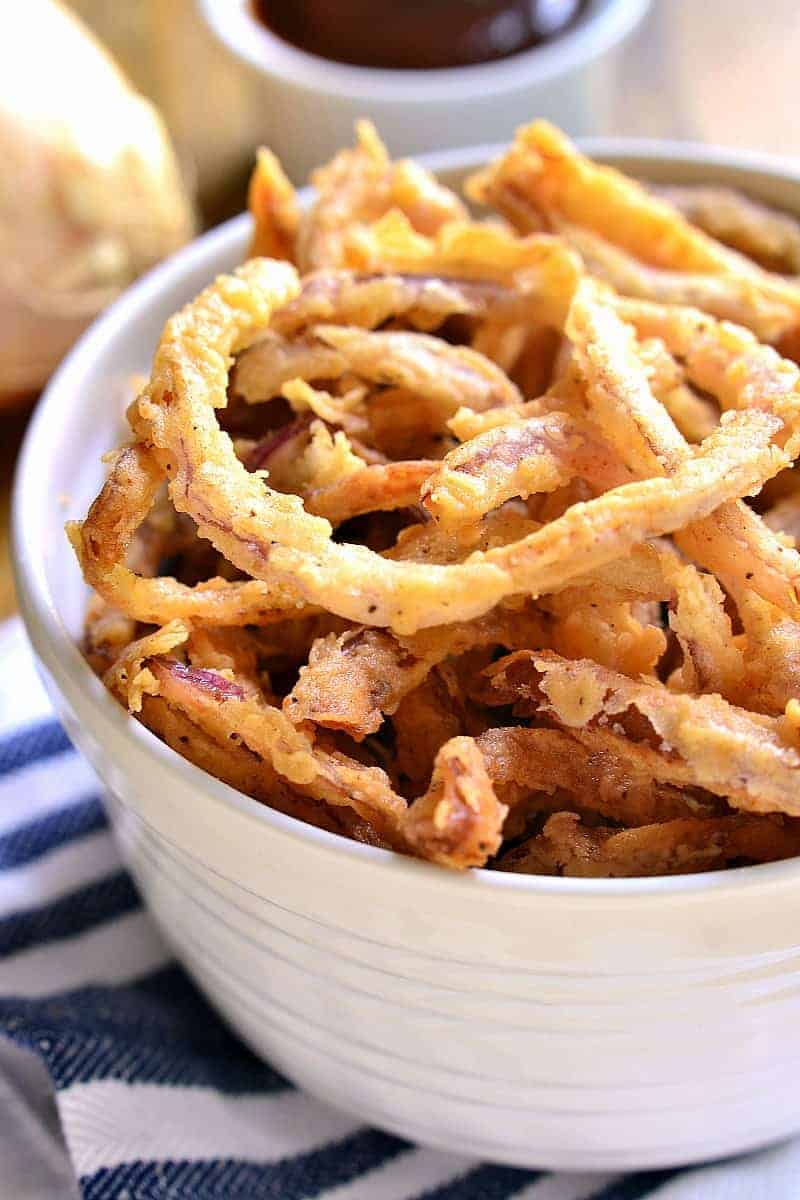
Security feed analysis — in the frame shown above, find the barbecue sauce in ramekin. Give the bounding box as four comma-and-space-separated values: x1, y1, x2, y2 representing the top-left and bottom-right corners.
252, 1, 588, 70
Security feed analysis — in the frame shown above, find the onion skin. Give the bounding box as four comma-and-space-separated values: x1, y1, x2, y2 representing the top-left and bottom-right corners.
0, 0, 195, 405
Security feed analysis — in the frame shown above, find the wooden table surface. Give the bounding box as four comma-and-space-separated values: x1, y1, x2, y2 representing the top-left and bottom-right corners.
0, 411, 29, 619
610, 0, 800, 157
2, 0, 798, 618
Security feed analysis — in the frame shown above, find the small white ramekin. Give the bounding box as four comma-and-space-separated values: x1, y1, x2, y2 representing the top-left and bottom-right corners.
196, 0, 650, 179
14, 141, 800, 1171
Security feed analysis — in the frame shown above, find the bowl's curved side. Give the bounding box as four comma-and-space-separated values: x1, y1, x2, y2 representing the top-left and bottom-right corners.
79, 749, 800, 1169
14, 142, 800, 1168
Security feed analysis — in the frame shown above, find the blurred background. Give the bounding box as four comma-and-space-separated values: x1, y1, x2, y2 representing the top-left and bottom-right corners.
1, 0, 797, 617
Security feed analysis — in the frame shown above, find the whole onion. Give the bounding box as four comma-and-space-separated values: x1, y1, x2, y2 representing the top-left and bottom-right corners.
0, 0, 195, 406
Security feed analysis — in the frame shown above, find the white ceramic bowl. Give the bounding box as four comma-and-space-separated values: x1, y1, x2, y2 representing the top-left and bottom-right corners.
197, 0, 650, 179
14, 141, 800, 1171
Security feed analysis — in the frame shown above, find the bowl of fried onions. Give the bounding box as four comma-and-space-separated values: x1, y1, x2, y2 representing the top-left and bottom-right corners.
15, 123, 800, 1169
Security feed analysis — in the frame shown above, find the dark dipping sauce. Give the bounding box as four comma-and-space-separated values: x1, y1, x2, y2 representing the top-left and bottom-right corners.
253, 0, 589, 70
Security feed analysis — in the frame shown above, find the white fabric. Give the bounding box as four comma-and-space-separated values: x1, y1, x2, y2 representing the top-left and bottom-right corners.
0, 1038, 80, 1200
62, 1083, 360, 1178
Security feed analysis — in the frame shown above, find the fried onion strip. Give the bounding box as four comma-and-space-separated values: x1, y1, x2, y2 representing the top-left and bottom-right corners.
546, 597, 667, 678
467, 120, 800, 338
304, 460, 435, 525
285, 605, 548, 739
314, 324, 523, 410
139, 693, 388, 843
297, 120, 466, 272
613, 297, 800, 450
343, 210, 582, 325
570, 283, 800, 615
656, 184, 800, 275
146, 654, 409, 844
402, 737, 506, 869
67, 442, 304, 626
497, 811, 800, 877
273, 270, 530, 338
666, 561, 745, 700
561, 222, 791, 341
247, 147, 300, 262
637, 336, 718, 443
110, 622, 508, 867
132, 260, 787, 635
484, 650, 800, 816
235, 324, 522, 414
420, 411, 630, 529
475, 726, 721, 825
734, 589, 800, 717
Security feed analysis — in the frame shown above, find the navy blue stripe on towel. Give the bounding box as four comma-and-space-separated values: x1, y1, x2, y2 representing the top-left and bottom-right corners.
80, 1130, 409, 1200
0, 868, 139, 958
418, 1164, 544, 1199
0, 719, 72, 778
0, 793, 107, 870
0, 964, 289, 1094
588, 1170, 687, 1199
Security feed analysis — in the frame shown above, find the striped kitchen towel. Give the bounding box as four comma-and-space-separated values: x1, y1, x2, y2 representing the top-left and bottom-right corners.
1, 616, 798, 1200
